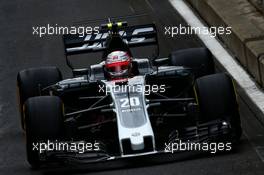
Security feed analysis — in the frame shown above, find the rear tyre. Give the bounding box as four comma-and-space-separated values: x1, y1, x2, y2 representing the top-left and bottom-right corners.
17, 67, 62, 129
24, 96, 64, 168
169, 47, 215, 78
194, 73, 242, 142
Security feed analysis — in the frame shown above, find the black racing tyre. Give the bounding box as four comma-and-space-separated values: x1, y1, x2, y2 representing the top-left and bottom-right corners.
24, 96, 64, 168
17, 67, 62, 130
169, 47, 215, 78
194, 73, 242, 141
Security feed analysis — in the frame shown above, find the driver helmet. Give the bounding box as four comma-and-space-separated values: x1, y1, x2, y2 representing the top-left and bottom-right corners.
105, 50, 132, 80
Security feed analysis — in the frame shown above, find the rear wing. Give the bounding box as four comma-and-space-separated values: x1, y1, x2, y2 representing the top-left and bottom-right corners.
63, 23, 158, 56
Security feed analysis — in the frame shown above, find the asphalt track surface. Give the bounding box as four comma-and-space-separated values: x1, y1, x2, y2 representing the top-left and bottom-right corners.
0, 0, 264, 174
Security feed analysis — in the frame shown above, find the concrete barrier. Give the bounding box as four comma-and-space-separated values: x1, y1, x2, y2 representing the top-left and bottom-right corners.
186, 0, 264, 87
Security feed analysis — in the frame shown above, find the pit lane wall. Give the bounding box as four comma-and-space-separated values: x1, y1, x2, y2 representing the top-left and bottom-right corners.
186, 0, 264, 88
249, 0, 264, 13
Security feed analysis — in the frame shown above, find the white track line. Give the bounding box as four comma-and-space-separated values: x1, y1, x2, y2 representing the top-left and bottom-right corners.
169, 0, 264, 119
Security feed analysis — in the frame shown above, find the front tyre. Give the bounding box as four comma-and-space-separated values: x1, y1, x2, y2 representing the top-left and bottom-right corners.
24, 96, 64, 168
194, 73, 242, 142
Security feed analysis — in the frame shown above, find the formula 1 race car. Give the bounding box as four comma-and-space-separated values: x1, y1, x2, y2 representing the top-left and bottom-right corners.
17, 21, 242, 168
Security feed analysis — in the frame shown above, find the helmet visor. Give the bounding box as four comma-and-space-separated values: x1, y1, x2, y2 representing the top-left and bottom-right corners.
105, 60, 130, 74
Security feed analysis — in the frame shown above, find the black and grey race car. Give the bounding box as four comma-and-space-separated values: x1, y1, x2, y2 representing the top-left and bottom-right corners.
17, 21, 242, 168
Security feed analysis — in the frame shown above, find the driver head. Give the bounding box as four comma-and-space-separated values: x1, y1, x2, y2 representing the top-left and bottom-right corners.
105, 51, 132, 80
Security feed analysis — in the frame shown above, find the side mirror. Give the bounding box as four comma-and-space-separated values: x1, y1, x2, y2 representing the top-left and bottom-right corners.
152, 57, 169, 66
72, 68, 89, 77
